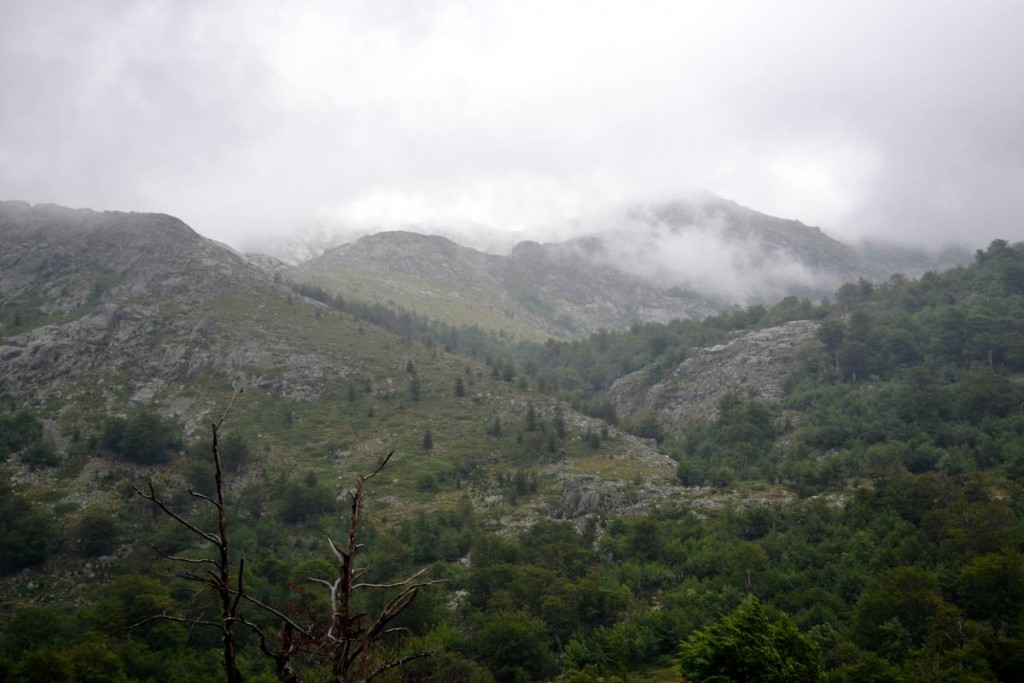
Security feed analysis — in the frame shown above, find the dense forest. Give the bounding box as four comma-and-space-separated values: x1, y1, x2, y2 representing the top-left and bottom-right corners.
2, 240, 1024, 682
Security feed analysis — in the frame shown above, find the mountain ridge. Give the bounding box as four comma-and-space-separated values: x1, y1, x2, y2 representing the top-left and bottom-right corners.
292, 195, 914, 339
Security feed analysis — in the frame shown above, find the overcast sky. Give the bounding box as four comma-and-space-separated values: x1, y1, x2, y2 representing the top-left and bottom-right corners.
2, 0, 1022, 251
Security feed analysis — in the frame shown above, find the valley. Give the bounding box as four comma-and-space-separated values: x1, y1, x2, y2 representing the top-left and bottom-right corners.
1, 199, 1021, 682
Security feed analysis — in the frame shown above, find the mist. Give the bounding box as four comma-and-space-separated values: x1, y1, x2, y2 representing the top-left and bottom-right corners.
3, 1, 1023, 252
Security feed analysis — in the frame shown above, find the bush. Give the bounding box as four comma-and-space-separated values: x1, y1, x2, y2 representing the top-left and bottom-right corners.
0, 483, 59, 573
74, 510, 120, 557
21, 441, 60, 470
0, 410, 44, 460
101, 411, 181, 465
280, 478, 337, 524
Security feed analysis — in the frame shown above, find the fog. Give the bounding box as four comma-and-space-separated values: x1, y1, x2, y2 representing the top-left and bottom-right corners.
2, 1, 1023, 254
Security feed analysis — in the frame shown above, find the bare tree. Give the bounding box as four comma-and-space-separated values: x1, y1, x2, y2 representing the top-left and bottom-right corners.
308, 450, 444, 683
134, 389, 246, 683
134, 391, 442, 683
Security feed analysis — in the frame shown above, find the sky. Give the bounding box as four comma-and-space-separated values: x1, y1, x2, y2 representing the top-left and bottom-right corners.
2, 0, 1023, 253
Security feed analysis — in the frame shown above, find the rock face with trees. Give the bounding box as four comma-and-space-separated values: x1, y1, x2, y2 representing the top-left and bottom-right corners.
606, 319, 820, 438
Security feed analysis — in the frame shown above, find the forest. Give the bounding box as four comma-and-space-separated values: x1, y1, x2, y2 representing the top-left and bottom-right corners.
2, 240, 1023, 682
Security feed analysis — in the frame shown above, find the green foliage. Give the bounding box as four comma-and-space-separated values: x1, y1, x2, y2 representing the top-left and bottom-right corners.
473, 610, 558, 683
622, 410, 665, 444
102, 410, 182, 465
0, 409, 44, 460
958, 552, 1024, 633
279, 475, 337, 524
524, 402, 538, 431
851, 566, 946, 656
678, 596, 822, 683
7, 239, 1024, 681
0, 482, 59, 573
678, 395, 778, 483
73, 509, 120, 557
21, 440, 60, 469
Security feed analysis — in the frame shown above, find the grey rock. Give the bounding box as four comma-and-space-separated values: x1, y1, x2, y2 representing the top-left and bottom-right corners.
607, 320, 820, 438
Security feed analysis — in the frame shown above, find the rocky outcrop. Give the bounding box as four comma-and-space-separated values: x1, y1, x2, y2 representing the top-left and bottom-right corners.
607, 320, 820, 438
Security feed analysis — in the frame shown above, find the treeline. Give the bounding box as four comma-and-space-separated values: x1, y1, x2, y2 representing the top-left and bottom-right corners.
289, 281, 512, 359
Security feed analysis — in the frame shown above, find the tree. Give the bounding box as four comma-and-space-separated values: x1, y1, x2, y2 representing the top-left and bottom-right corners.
473, 610, 557, 683
524, 403, 538, 432
134, 391, 247, 683
958, 552, 1024, 635
678, 596, 822, 683
138, 391, 442, 683
0, 409, 43, 460
851, 566, 945, 656
0, 481, 59, 574
73, 509, 120, 557
297, 451, 445, 682
554, 404, 566, 439
281, 477, 337, 524
104, 410, 181, 465
817, 319, 846, 372
837, 340, 871, 381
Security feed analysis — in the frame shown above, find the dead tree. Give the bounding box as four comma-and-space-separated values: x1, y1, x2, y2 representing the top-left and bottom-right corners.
136, 392, 442, 683
308, 450, 445, 683
134, 389, 246, 683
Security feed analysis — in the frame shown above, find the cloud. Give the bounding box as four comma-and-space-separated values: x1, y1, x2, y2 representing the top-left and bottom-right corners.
555, 203, 832, 305
2, 0, 1023, 251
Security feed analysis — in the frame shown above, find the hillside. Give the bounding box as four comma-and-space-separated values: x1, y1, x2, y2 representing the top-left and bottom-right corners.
0, 201, 675, 497
2, 200, 1022, 682
294, 231, 566, 342
290, 195, 911, 340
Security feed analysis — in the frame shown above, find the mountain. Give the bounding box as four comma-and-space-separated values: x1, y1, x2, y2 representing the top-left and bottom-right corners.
291, 195, 904, 340
0, 200, 377, 408
0, 200, 673, 517
294, 230, 563, 342
542, 195, 880, 299
3, 200, 1022, 682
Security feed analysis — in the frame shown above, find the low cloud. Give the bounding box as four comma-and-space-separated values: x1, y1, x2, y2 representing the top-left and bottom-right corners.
2, 1, 1022, 251
558, 204, 837, 305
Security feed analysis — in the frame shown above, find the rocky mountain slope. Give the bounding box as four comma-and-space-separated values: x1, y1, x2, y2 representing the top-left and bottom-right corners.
290, 195, 904, 340
607, 320, 821, 439
0, 201, 681, 524
0, 201, 378, 407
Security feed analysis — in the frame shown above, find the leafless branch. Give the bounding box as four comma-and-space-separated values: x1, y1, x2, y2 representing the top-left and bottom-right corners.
135, 482, 222, 546
353, 567, 430, 590
150, 543, 219, 567
365, 653, 430, 682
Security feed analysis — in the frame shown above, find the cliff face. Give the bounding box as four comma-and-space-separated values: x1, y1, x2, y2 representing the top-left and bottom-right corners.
607, 320, 820, 438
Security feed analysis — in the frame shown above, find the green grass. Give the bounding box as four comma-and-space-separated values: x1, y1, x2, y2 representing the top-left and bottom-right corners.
295, 265, 564, 343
